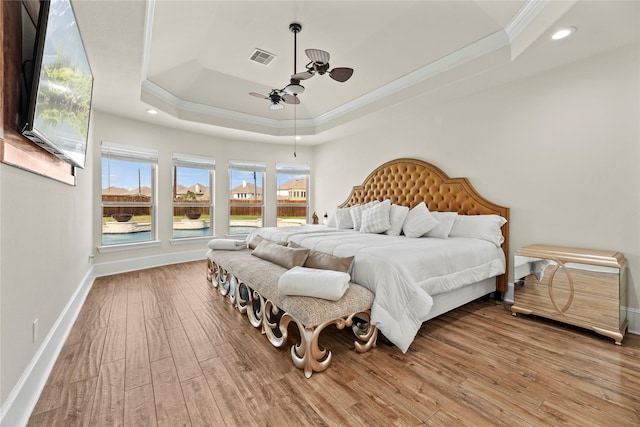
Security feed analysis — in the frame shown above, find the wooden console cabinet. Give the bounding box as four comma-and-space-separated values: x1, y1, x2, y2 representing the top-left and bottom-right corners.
511, 244, 628, 344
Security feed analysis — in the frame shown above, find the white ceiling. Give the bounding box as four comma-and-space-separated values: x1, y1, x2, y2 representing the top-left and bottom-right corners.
72, 0, 639, 145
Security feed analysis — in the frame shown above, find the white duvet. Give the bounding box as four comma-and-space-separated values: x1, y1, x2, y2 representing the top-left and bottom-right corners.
248, 225, 505, 352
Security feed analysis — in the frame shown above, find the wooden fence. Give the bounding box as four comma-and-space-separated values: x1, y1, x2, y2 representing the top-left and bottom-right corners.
102, 195, 307, 217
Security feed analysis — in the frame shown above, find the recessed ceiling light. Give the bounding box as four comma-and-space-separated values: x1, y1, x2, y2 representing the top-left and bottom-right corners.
146, 108, 158, 115
551, 27, 576, 41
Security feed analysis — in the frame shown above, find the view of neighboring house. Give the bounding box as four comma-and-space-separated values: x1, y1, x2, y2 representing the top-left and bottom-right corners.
231, 178, 307, 200
231, 181, 262, 199
174, 183, 210, 201
276, 178, 307, 200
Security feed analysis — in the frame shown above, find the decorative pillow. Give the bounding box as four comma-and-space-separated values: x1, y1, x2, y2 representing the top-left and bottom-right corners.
448, 214, 507, 247
350, 201, 380, 231
247, 234, 286, 250
350, 204, 364, 231
425, 212, 458, 239
385, 204, 409, 236
401, 202, 438, 238
304, 251, 355, 274
335, 207, 354, 229
360, 199, 392, 234
251, 240, 310, 269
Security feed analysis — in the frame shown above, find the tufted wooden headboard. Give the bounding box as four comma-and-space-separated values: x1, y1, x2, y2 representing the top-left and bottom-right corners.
338, 158, 510, 293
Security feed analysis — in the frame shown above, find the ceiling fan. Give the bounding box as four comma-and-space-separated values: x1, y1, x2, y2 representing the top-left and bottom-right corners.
249, 89, 299, 110
249, 22, 354, 109
288, 23, 354, 85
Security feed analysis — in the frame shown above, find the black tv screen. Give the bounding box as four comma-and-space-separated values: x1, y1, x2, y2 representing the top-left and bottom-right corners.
22, 0, 93, 169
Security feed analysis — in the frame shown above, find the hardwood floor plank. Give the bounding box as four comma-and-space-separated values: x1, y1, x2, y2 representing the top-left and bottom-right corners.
125, 330, 152, 391
126, 301, 145, 336
27, 376, 98, 427
179, 315, 218, 362
165, 326, 203, 382
199, 357, 257, 426
150, 357, 191, 427
145, 316, 173, 362
158, 300, 183, 330
180, 375, 225, 426
102, 316, 127, 364
89, 359, 125, 427
124, 383, 157, 427
140, 282, 162, 320
69, 327, 107, 383
109, 278, 129, 321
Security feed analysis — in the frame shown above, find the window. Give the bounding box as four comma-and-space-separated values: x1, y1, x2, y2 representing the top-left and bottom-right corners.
101, 142, 158, 246
172, 153, 215, 239
276, 163, 310, 227
229, 160, 265, 235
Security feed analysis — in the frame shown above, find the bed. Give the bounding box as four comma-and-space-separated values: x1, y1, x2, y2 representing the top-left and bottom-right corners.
248, 158, 509, 352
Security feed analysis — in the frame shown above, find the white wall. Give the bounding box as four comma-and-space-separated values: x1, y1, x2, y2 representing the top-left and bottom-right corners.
0, 141, 94, 412
314, 45, 640, 311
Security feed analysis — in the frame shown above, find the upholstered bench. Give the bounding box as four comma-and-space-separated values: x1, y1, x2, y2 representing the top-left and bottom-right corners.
206, 248, 378, 378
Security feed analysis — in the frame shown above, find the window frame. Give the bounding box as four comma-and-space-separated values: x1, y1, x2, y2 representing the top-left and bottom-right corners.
99, 142, 158, 250
276, 163, 310, 227
228, 160, 266, 235
171, 153, 215, 242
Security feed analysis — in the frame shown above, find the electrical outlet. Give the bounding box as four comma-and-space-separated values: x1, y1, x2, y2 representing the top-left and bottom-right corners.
32, 319, 38, 343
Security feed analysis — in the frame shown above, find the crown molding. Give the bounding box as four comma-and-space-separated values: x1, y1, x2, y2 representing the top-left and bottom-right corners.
505, 0, 550, 42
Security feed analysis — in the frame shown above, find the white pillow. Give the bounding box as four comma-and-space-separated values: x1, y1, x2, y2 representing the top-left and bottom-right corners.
350, 204, 364, 230
385, 204, 409, 236
326, 210, 337, 227
360, 199, 392, 234
335, 207, 354, 229
449, 214, 507, 247
350, 201, 379, 231
425, 212, 458, 239
402, 202, 438, 238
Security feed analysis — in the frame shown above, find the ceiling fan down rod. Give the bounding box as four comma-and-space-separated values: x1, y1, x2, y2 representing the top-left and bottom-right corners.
289, 23, 302, 76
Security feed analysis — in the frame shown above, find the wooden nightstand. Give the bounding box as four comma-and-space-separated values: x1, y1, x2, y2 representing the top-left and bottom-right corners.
511, 244, 628, 344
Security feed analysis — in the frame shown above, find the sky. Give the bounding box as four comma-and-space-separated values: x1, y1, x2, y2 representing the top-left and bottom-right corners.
102, 159, 304, 190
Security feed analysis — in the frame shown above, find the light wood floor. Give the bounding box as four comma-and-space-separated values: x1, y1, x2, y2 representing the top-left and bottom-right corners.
27, 261, 640, 426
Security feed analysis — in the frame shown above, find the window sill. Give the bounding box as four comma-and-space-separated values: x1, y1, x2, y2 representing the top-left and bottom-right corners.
170, 236, 213, 246
97, 240, 161, 253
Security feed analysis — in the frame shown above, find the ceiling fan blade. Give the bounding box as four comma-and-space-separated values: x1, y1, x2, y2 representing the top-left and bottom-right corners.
249, 92, 267, 99
292, 70, 314, 80
305, 48, 330, 65
329, 67, 354, 82
282, 94, 301, 104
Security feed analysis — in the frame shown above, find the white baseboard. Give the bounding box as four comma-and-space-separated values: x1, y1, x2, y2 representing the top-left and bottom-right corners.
0, 250, 206, 427
504, 282, 515, 303
92, 249, 206, 277
0, 268, 95, 427
627, 306, 640, 335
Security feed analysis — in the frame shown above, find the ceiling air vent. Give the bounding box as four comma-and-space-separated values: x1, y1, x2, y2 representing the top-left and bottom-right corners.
249, 48, 276, 66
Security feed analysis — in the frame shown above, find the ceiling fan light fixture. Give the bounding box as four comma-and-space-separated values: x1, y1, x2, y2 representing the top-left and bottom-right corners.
284, 82, 305, 96
269, 102, 285, 110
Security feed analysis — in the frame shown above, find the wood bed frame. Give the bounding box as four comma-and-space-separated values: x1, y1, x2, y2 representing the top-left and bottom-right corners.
338, 158, 510, 293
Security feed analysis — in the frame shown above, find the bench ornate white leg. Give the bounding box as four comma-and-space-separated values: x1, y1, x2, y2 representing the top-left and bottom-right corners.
280, 310, 378, 378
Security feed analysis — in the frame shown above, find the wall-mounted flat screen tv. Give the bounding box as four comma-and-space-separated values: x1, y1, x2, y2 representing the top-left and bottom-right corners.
21, 0, 93, 169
